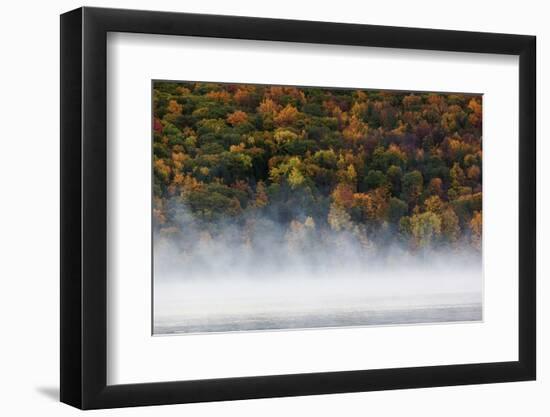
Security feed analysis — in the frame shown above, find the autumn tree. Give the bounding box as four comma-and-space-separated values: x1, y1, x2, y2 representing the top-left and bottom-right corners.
274, 104, 299, 127
254, 181, 268, 208
226, 110, 249, 126
440, 208, 461, 244
258, 98, 280, 116
152, 81, 482, 253
410, 211, 441, 249
401, 170, 423, 207
328, 203, 353, 232
470, 211, 482, 250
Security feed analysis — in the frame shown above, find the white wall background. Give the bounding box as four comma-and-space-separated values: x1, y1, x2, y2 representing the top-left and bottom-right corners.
0, 0, 545, 415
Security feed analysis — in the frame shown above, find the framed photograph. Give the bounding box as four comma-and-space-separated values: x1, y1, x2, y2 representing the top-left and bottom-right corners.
60, 6, 536, 409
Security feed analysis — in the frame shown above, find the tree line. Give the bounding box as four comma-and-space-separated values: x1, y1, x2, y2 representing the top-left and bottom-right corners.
153, 81, 482, 252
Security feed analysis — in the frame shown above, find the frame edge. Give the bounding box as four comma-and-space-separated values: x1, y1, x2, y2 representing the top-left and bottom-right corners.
60, 7, 84, 409
61, 6, 537, 409
518, 34, 537, 380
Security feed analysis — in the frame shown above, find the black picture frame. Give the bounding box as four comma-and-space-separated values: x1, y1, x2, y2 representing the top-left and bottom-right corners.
60, 6, 536, 410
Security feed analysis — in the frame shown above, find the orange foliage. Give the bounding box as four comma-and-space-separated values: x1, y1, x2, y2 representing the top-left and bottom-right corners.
402, 94, 422, 109
154, 159, 171, 182
342, 116, 368, 142
227, 110, 249, 126
274, 104, 299, 127
467, 165, 481, 181
258, 98, 281, 116
428, 178, 444, 196
470, 211, 482, 250
332, 183, 355, 209
353, 187, 389, 222
206, 90, 231, 103
167, 100, 182, 114
468, 98, 482, 128
234, 86, 256, 106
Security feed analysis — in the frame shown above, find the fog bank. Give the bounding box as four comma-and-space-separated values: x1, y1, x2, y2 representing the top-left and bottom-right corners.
153, 214, 482, 334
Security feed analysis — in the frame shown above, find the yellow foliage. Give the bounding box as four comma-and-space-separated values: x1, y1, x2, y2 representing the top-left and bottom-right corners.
410, 211, 441, 248
273, 129, 299, 144
350, 102, 368, 119
304, 216, 315, 229
441, 207, 460, 243
337, 164, 357, 185
342, 116, 368, 142
288, 167, 305, 188
346, 164, 357, 183
269, 156, 302, 184
424, 195, 445, 214
154, 159, 171, 182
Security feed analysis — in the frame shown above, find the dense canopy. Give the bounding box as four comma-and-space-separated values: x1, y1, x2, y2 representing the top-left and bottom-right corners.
153, 81, 482, 254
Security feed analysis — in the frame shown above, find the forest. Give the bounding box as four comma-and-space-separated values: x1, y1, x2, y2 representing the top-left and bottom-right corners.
152, 81, 482, 258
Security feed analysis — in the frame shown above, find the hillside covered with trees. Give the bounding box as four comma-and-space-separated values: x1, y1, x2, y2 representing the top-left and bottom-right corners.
153, 81, 482, 256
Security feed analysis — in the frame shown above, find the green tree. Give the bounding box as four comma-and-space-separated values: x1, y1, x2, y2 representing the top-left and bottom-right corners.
401, 170, 423, 207
387, 197, 408, 224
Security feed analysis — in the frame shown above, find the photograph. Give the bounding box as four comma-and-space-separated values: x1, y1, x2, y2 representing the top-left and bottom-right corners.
53, 3, 537, 411
152, 81, 483, 335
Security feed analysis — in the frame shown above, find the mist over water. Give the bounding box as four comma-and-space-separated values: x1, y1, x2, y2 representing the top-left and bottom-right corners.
153, 207, 482, 335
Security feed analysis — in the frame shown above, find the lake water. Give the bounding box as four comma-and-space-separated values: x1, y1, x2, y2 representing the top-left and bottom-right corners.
153, 273, 482, 335
154, 303, 482, 334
